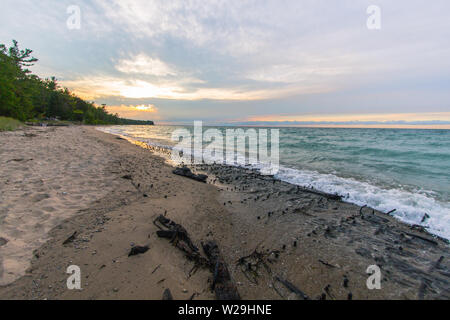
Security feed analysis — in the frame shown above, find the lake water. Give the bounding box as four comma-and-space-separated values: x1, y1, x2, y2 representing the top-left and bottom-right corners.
98, 125, 450, 240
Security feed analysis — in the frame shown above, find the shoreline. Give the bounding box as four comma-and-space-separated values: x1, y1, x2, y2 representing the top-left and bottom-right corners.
0, 126, 449, 299
100, 126, 449, 242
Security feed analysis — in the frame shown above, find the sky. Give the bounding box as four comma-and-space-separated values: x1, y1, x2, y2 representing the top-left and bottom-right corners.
1, 0, 450, 125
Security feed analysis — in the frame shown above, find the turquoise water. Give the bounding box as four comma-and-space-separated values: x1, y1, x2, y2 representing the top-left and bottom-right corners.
98, 125, 450, 239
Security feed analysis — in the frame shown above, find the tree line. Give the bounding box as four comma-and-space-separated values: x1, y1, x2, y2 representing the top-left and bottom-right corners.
0, 40, 154, 125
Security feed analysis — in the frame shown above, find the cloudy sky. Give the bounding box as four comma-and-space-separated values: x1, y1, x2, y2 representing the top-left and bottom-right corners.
1, 0, 449, 125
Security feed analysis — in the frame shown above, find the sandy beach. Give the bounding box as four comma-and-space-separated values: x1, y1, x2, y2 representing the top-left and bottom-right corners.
0, 126, 449, 300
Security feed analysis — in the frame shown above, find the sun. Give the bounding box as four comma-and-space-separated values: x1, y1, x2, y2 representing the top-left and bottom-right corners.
135, 104, 157, 112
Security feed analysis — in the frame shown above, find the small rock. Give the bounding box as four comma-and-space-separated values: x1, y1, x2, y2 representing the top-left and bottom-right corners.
0, 237, 8, 246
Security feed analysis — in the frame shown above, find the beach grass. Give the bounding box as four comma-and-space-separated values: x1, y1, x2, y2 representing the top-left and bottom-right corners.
0, 116, 23, 131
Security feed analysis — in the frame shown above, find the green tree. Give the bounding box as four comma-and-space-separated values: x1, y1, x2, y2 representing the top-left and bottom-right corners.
0, 40, 154, 125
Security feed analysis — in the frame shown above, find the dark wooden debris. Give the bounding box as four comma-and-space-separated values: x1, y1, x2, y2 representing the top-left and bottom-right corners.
411, 224, 429, 232
317, 293, 326, 300
405, 232, 438, 246
297, 187, 342, 201
236, 249, 273, 285
7, 158, 33, 163
154, 215, 209, 269
324, 284, 335, 299
151, 264, 161, 274
0, 237, 8, 247
343, 276, 349, 288
189, 293, 197, 300
172, 166, 208, 183
318, 259, 337, 268
386, 209, 397, 215
421, 213, 430, 223
202, 241, 241, 300
274, 276, 309, 300
62, 231, 78, 245
128, 245, 149, 256
162, 288, 173, 300
359, 205, 367, 215
154, 215, 240, 300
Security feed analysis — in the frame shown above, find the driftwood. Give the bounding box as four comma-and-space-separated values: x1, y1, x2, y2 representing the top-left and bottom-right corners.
189, 293, 197, 300
154, 216, 240, 300
386, 209, 397, 215
162, 288, 173, 300
128, 245, 149, 256
151, 264, 161, 274
405, 232, 438, 246
421, 213, 430, 223
154, 215, 209, 271
172, 167, 208, 183
154, 215, 210, 270
274, 276, 310, 300
318, 259, 338, 268
62, 231, 78, 245
298, 187, 342, 201
236, 250, 273, 285
202, 241, 241, 300
0, 237, 8, 247
359, 205, 367, 215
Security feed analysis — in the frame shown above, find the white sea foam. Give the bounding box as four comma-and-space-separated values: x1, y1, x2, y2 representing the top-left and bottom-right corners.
275, 166, 450, 240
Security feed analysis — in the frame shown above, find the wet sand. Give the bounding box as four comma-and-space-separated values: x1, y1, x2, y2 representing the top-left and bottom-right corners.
0, 126, 448, 299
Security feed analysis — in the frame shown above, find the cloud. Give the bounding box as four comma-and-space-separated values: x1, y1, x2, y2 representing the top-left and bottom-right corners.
62, 75, 330, 101
2, 0, 450, 122
245, 63, 354, 84
134, 104, 158, 112
105, 104, 159, 120
94, 0, 269, 53
115, 54, 177, 76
